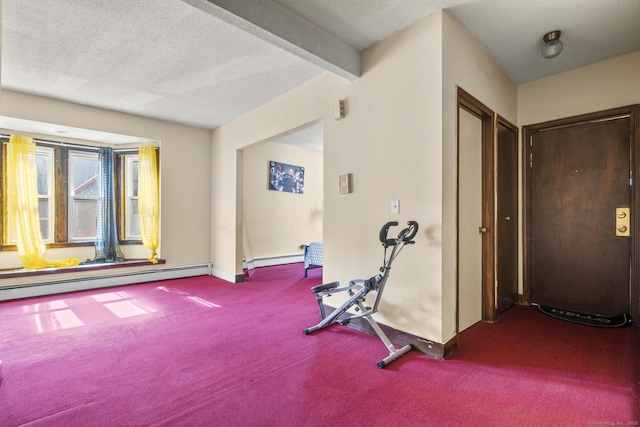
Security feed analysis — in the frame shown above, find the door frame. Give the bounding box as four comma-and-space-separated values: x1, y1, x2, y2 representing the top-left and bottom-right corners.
496, 115, 519, 315
457, 87, 500, 326
522, 105, 640, 323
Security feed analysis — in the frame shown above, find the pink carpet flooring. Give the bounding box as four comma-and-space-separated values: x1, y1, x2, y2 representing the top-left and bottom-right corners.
0, 263, 638, 426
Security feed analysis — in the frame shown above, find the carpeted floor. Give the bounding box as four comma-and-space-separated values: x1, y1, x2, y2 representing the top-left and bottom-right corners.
0, 263, 638, 426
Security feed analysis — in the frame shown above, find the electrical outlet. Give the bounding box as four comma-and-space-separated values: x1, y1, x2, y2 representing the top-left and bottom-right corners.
391, 200, 399, 214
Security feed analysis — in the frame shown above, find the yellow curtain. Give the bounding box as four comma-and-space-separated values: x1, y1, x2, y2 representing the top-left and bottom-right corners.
6, 135, 80, 269
138, 146, 159, 263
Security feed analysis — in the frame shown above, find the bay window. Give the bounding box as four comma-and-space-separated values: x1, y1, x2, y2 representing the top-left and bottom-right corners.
1, 136, 143, 249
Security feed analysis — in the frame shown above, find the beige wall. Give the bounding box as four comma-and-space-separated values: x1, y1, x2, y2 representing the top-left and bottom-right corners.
330, 13, 443, 340
0, 90, 213, 284
441, 13, 518, 341
221, 14, 444, 339
212, 15, 443, 338
212, 11, 517, 344
242, 140, 323, 260
211, 74, 350, 281
518, 50, 640, 126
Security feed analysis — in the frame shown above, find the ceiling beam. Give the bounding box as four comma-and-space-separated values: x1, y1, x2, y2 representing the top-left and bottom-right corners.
180, 0, 360, 80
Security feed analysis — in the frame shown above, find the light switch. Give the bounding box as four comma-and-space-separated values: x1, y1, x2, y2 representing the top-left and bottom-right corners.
391, 200, 399, 214
339, 173, 352, 194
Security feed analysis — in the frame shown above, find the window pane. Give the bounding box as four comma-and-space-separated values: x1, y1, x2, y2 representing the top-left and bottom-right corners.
128, 198, 140, 237
39, 219, 49, 240
38, 198, 49, 219
132, 160, 139, 197
70, 199, 97, 239
72, 156, 99, 197
38, 199, 50, 240
36, 153, 49, 196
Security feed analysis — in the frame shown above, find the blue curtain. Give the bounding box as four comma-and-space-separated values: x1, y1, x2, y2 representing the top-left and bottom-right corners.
94, 147, 124, 262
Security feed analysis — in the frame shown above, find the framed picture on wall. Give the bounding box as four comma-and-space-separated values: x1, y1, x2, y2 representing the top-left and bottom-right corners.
269, 161, 304, 194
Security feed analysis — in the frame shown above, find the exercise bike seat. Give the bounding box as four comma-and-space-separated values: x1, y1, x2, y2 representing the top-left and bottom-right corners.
310, 281, 339, 294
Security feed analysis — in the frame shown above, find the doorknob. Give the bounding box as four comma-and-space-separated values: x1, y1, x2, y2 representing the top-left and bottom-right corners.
478, 226, 487, 234
616, 207, 630, 237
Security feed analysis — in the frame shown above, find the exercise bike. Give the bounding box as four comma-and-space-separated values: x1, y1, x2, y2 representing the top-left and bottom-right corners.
303, 220, 419, 368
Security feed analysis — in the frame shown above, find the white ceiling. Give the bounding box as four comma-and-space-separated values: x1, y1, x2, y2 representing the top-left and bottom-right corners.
446, 0, 640, 83
1, 0, 639, 148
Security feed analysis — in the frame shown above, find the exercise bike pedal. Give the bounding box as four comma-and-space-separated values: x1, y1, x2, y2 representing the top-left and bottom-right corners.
310, 281, 339, 294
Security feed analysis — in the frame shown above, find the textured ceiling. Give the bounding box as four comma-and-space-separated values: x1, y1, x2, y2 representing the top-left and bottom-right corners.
1, 0, 639, 149
1, 0, 325, 130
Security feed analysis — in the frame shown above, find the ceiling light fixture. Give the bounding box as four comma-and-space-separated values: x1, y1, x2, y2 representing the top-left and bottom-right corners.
541, 30, 563, 59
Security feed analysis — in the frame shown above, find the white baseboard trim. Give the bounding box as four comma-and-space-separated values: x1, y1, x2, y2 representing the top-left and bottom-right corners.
211, 255, 305, 284
210, 267, 239, 283
0, 264, 212, 301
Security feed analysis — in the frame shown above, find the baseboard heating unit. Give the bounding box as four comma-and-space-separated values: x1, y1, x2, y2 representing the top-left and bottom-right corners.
0, 264, 212, 302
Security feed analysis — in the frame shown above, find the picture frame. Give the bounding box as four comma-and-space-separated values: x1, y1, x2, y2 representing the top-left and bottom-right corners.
269, 161, 304, 194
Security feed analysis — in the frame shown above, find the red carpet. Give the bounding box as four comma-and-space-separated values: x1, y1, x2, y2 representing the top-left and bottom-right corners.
0, 263, 638, 426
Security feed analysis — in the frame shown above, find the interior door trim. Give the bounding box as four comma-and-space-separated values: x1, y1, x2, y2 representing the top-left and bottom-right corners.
522, 105, 640, 324
457, 87, 497, 326
496, 115, 519, 313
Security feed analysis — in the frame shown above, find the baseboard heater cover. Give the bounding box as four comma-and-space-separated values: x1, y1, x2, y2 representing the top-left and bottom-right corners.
214, 254, 304, 284
0, 264, 212, 301
243, 254, 304, 269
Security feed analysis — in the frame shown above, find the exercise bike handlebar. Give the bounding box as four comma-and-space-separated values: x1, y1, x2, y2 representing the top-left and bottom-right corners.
379, 221, 419, 247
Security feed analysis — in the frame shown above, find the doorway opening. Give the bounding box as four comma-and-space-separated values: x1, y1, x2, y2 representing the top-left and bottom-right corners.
457, 88, 519, 334
523, 105, 640, 323
239, 120, 324, 278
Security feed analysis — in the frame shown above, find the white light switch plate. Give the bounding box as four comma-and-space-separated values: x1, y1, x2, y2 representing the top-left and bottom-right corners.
391, 200, 399, 214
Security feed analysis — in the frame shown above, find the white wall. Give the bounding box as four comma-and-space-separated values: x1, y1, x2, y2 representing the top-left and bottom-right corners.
0, 90, 213, 285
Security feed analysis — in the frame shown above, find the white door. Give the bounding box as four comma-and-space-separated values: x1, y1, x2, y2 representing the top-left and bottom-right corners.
458, 108, 483, 331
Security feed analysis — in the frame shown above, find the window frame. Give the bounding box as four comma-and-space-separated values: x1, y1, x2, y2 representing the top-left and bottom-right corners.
2, 144, 56, 245
0, 136, 143, 250
123, 154, 141, 240
37, 146, 56, 243
67, 149, 99, 242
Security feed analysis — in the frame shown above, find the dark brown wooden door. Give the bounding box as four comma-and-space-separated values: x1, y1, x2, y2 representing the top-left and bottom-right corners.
530, 117, 631, 315
496, 120, 518, 314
